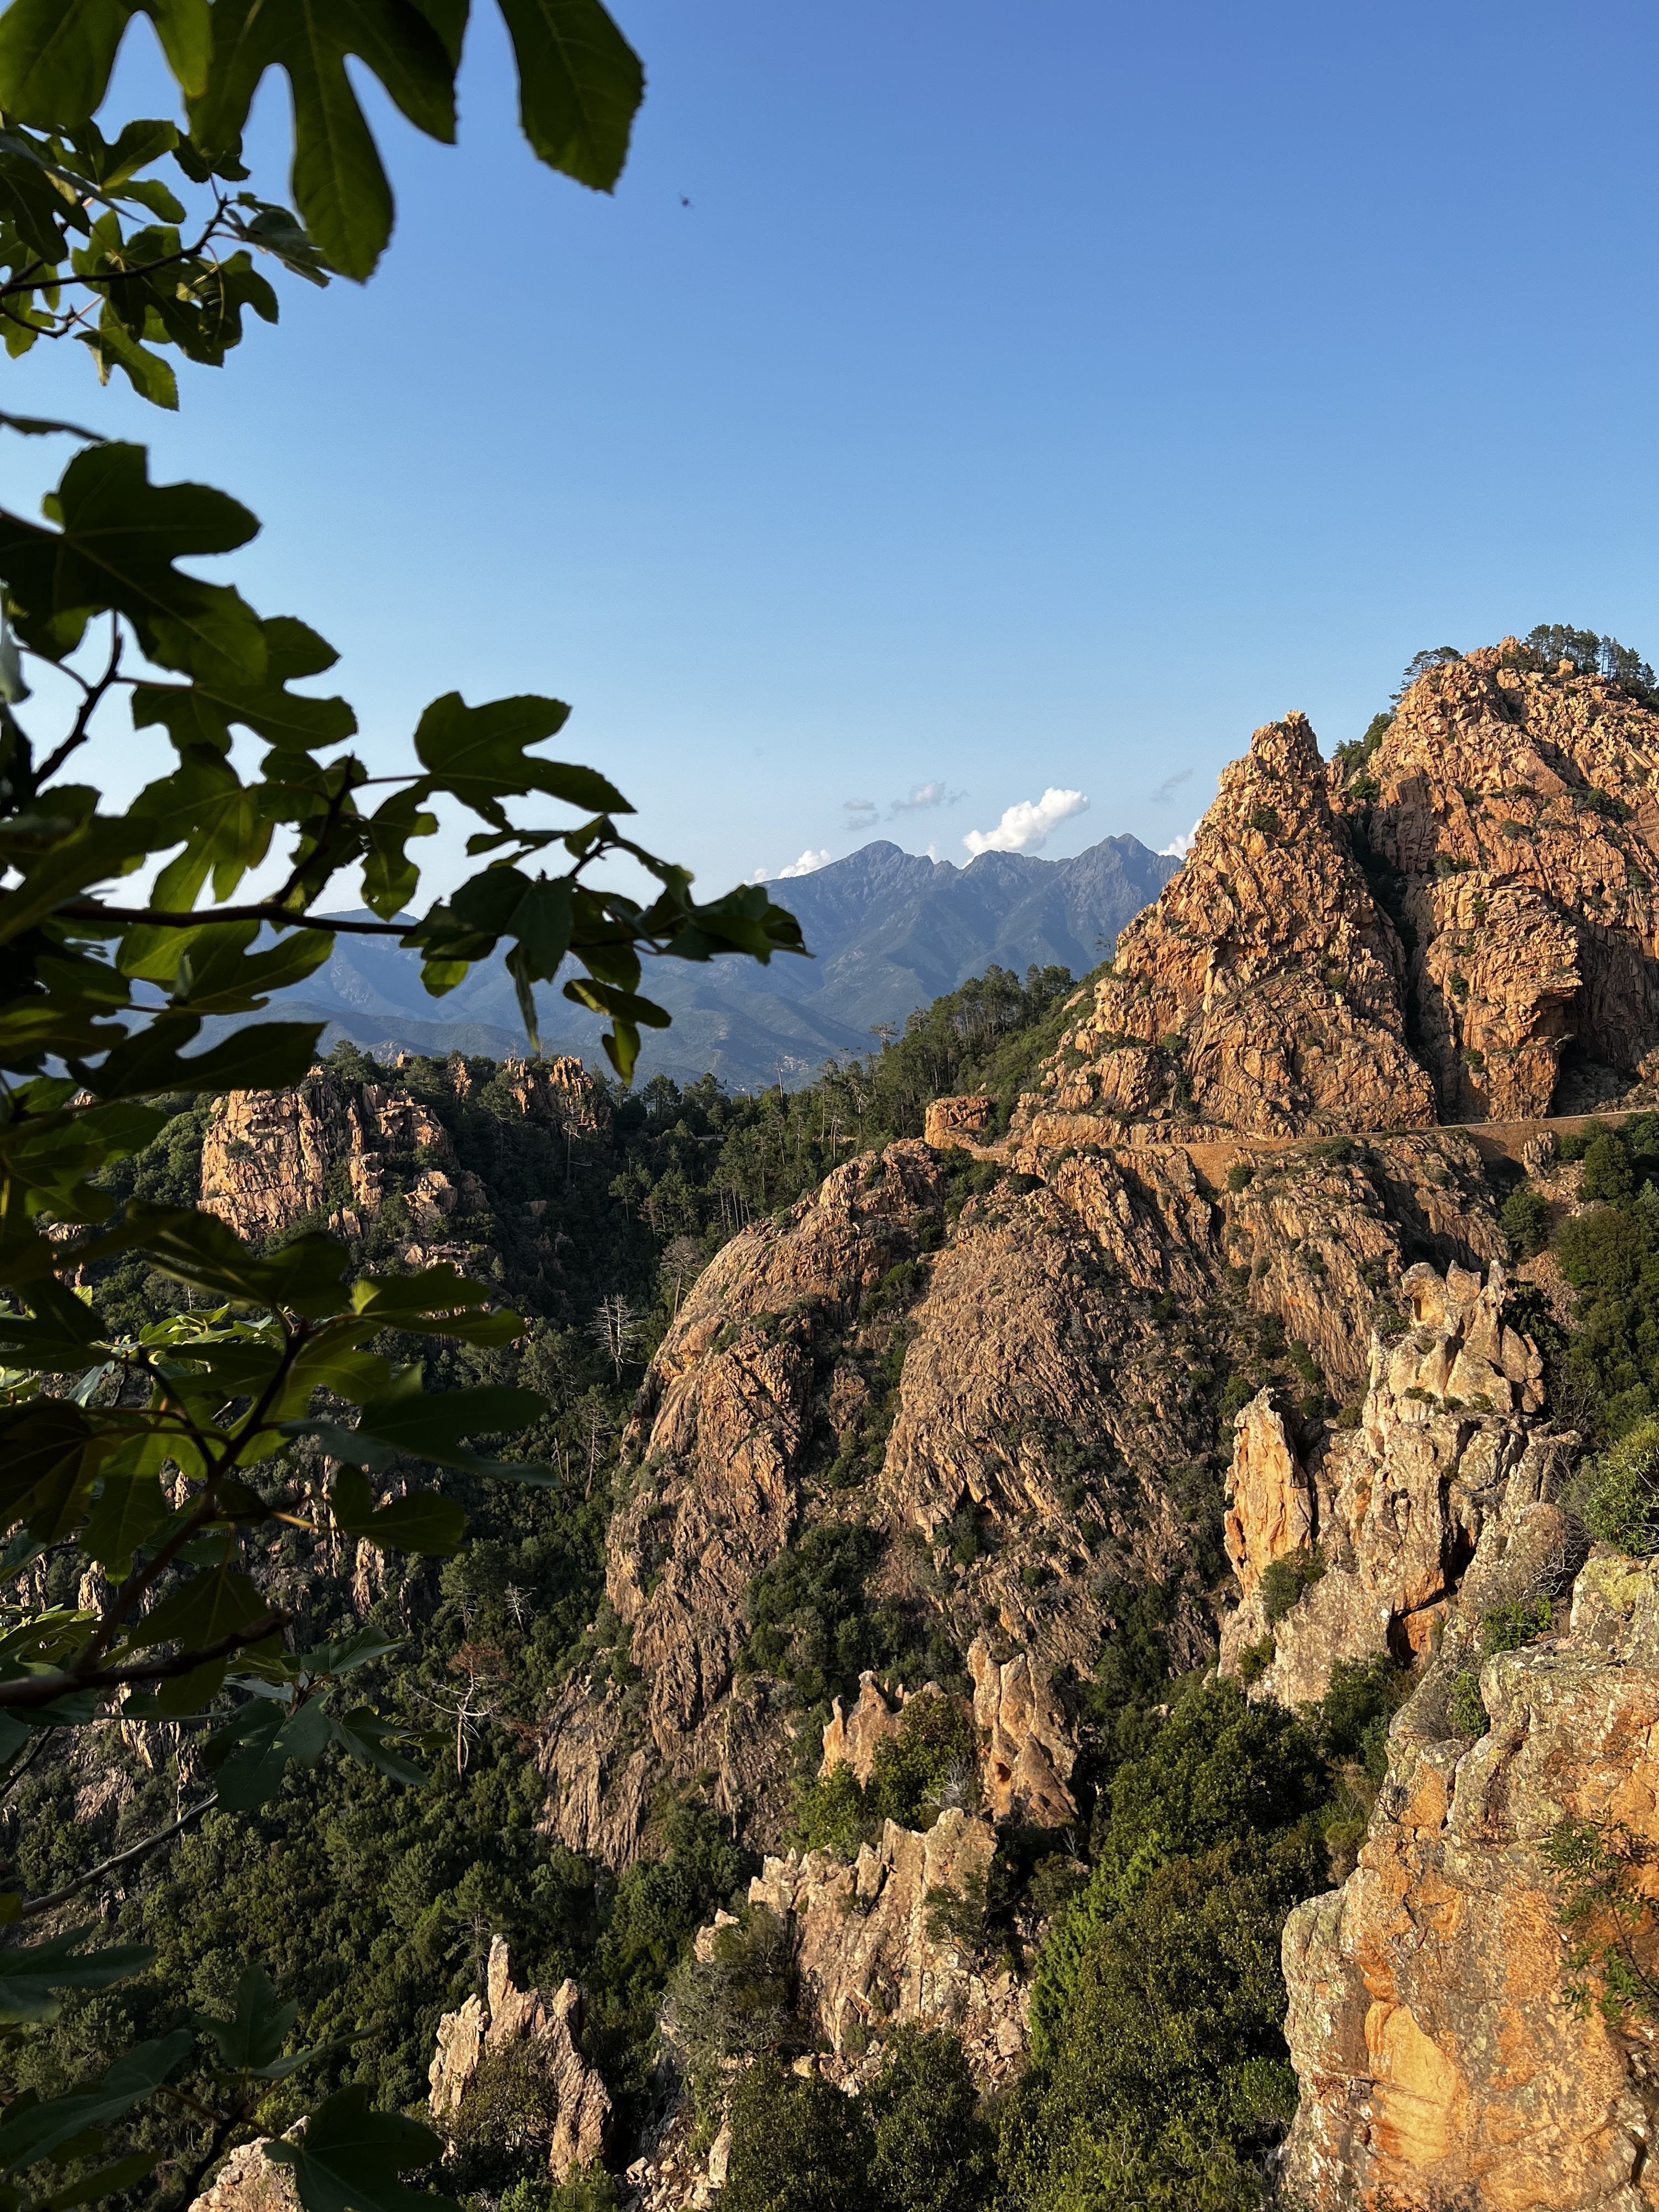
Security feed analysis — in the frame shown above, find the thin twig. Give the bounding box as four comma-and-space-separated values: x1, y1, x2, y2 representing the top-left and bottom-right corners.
37, 614, 122, 782
0, 204, 228, 304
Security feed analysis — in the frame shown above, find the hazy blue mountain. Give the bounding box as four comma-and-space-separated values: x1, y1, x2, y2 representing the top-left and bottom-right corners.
220, 833, 1178, 1088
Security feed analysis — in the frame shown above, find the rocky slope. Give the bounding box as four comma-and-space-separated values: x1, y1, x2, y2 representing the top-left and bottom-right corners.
163, 645, 1659, 2210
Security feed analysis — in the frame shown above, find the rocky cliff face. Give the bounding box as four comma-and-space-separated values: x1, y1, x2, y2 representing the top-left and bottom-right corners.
201, 1053, 604, 1259
1021, 649, 1659, 1148
541, 1104, 1511, 1872
1280, 1543, 1659, 2212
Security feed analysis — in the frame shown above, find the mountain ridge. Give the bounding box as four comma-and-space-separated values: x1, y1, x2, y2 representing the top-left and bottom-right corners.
209, 832, 1178, 1088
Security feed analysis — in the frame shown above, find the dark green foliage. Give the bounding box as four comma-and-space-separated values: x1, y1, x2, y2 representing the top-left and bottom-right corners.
720, 2056, 876, 2212
867, 1699, 979, 1831
738, 1524, 884, 1709
1506, 624, 1658, 703
1582, 1133, 1637, 1203
1001, 1834, 1317, 2211
865, 2026, 998, 2212
1545, 1119, 1659, 1439
1500, 1185, 1550, 1259
1572, 1420, 1659, 1556
1394, 646, 1463, 698
503, 2171, 618, 2212
661, 1906, 798, 2089
721, 2031, 996, 2212
791, 1696, 979, 1857
1482, 1599, 1552, 1652
1313, 1656, 1411, 1782
1258, 1546, 1324, 1625
790, 1762, 867, 1857
1331, 711, 1394, 776
1543, 1818, 1659, 2025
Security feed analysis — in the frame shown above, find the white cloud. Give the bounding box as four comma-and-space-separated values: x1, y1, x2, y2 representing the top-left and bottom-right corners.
963, 787, 1089, 857
1159, 817, 1202, 859
752, 848, 833, 883
889, 778, 963, 816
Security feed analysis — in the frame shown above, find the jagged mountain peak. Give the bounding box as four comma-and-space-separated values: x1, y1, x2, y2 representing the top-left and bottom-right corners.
1018, 647, 1659, 1145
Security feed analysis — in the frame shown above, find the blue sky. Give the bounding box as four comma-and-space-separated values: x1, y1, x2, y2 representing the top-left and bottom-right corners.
14, 0, 1659, 900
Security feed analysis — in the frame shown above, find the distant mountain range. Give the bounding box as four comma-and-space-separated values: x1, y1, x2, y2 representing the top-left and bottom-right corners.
223, 834, 1180, 1089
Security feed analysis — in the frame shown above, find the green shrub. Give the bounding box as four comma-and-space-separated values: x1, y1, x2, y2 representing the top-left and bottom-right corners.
1237, 1636, 1275, 1686
1315, 1655, 1412, 1781
721, 2056, 876, 2212
1449, 1671, 1490, 1739
1499, 1185, 1550, 1259
1582, 1133, 1636, 1203
1226, 1162, 1254, 1192
661, 1906, 797, 2088
502, 2170, 618, 2212
791, 1762, 866, 1858
865, 1697, 979, 1830
1578, 1421, 1659, 1554
1004, 1834, 1317, 2212
1481, 1599, 1551, 1653
1258, 1547, 1324, 1625
865, 2026, 997, 2212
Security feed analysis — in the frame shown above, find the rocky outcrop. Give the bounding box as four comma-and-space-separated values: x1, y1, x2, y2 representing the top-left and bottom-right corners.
1019, 651, 1659, 1149
1223, 1390, 1314, 1599
496, 1055, 613, 1135
185, 2138, 299, 2212
1357, 646, 1659, 1120
1279, 1543, 1659, 2212
967, 1638, 1077, 1827
427, 1936, 611, 2180
1219, 1261, 1557, 1703
540, 1143, 948, 1861
747, 1809, 1029, 2088
924, 1095, 998, 1149
546, 1107, 1514, 1865
201, 1055, 604, 1252
1015, 712, 1436, 1142
821, 1672, 923, 1784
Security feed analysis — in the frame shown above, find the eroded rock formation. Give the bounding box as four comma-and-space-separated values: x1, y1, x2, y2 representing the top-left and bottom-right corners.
427, 1936, 611, 2180
201, 1054, 604, 1256
1015, 711, 1435, 1142
1022, 649, 1659, 1149
1219, 1260, 1556, 1704
746, 1809, 1029, 2088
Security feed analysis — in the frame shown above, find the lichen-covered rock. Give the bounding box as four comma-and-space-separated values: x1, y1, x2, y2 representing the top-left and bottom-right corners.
427, 1936, 611, 2180
1280, 1547, 1659, 2211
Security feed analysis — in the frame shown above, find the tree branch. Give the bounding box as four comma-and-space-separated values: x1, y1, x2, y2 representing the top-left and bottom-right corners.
0, 1613, 288, 1711
16, 1792, 218, 1917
